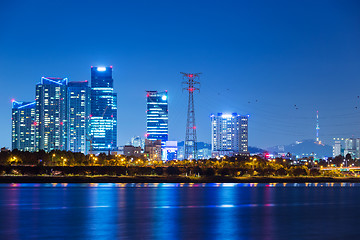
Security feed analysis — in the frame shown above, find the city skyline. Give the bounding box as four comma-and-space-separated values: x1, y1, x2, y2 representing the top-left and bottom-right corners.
11, 67, 119, 154
1, 1, 360, 149
2, 2, 360, 239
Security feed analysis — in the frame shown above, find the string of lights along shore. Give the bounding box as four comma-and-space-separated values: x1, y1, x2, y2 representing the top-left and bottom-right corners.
11, 66, 249, 160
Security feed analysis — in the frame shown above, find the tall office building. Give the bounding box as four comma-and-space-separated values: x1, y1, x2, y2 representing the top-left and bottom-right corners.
90, 66, 117, 152
211, 113, 249, 157
344, 138, 360, 159
146, 91, 168, 143
68, 81, 91, 154
11, 101, 36, 151
35, 77, 68, 152
112, 92, 117, 150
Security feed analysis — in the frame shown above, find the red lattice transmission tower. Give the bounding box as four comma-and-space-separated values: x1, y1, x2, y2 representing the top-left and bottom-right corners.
181, 72, 201, 159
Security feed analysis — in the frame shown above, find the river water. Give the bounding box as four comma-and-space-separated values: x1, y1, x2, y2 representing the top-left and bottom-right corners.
0, 183, 359, 239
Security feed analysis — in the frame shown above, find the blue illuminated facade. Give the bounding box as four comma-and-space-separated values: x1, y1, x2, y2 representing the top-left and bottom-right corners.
146, 91, 168, 143
90, 66, 117, 152
68, 81, 91, 154
11, 101, 36, 151
162, 141, 178, 160
35, 77, 68, 152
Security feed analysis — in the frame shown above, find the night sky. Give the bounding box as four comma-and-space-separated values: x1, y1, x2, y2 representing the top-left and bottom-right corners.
1, 0, 360, 149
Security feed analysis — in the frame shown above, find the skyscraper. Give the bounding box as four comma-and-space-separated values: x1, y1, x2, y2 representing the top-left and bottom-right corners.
35, 77, 68, 152
333, 138, 344, 157
146, 90, 168, 143
68, 81, 91, 154
344, 138, 359, 159
211, 113, 249, 157
90, 66, 117, 152
11, 101, 36, 151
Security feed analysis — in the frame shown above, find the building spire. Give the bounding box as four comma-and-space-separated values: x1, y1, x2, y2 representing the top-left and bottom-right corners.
316, 110, 321, 144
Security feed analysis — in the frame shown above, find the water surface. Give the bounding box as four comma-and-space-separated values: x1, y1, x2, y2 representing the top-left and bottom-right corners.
0, 183, 359, 239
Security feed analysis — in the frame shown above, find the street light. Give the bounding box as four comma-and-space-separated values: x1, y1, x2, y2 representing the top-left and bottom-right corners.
52, 154, 56, 165
10, 156, 17, 165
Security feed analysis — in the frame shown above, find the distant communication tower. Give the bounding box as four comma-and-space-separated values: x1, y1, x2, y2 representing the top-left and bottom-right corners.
181, 72, 201, 159
316, 110, 321, 144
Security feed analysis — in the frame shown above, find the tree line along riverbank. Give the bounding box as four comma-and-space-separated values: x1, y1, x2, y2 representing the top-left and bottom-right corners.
0, 164, 358, 183
1, 150, 358, 181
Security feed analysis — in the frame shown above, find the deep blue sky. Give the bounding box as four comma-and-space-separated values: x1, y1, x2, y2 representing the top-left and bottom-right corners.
1, 0, 360, 149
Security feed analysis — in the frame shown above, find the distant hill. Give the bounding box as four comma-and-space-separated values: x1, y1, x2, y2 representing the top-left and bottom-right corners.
177, 141, 265, 154
267, 139, 333, 158
248, 146, 266, 154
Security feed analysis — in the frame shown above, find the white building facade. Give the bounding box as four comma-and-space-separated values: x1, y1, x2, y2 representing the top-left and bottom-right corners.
211, 113, 249, 157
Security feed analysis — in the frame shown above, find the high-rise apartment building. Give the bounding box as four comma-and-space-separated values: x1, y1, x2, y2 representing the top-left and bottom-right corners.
11, 101, 36, 151
333, 138, 343, 157
211, 113, 249, 157
68, 81, 91, 154
90, 66, 117, 152
146, 91, 168, 144
144, 139, 162, 161
11, 66, 117, 153
35, 77, 68, 151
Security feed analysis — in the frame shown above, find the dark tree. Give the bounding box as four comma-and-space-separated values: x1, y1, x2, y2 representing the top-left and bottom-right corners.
218, 168, 230, 176
193, 166, 203, 176
166, 166, 180, 176
154, 167, 164, 175
275, 168, 287, 176
310, 168, 321, 176
290, 166, 308, 176
345, 153, 352, 161
204, 168, 215, 177
333, 155, 344, 167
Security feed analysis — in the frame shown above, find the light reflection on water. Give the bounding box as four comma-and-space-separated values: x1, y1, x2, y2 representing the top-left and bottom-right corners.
2, 182, 359, 188
0, 183, 359, 240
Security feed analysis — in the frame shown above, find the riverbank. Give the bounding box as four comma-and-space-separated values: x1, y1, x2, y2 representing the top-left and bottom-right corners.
1, 175, 360, 183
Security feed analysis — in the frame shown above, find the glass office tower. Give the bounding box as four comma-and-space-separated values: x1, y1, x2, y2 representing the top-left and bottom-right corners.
35, 77, 68, 151
68, 81, 90, 154
90, 66, 117, 152
11, 101, 36, 151
146, 91, 168, 143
